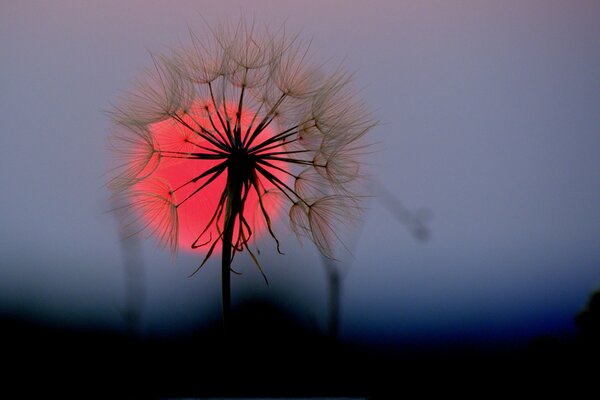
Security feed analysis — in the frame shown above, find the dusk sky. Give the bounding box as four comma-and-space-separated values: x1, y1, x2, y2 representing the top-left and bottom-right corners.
1, 0, 600, 348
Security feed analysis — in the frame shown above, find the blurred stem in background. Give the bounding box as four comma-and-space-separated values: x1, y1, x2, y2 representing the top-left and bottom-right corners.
120, 230, 145, 337
112, 198, 146, 337
374, 179, 430, 243
322, 178, 430, 339
321, 256, 344, 339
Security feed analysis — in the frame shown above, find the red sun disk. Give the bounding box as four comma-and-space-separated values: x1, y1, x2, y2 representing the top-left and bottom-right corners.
135, 102, 287, 253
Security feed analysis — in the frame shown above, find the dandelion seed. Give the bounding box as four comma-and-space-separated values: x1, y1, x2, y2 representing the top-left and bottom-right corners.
108, 20, 374, 330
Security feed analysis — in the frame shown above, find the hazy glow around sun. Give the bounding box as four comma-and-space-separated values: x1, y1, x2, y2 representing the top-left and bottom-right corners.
133, 101, 287, 253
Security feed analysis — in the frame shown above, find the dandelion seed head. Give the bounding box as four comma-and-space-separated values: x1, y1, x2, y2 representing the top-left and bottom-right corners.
109, 19, 374, 264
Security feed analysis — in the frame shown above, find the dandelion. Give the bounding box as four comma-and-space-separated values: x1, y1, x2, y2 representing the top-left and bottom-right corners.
108, 20, 374, 330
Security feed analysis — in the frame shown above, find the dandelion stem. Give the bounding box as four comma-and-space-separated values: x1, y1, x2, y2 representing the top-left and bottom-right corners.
221, 225, 232, 334
220, 162, 244, 334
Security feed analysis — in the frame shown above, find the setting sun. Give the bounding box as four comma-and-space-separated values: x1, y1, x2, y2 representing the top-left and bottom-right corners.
132, 101, 287, 253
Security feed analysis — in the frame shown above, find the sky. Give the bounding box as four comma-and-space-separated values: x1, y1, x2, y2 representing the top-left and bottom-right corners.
1, 0, 600, 348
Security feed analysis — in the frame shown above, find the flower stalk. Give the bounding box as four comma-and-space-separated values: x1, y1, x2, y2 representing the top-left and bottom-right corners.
108, 20, 375, 332
220, 155, 248, 332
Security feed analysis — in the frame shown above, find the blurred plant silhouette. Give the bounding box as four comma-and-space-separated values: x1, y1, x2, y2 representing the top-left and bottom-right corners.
108, 19, 374, 331
373, 179, 430, 242
321, 179, 430, 339
111, 197, 146, 337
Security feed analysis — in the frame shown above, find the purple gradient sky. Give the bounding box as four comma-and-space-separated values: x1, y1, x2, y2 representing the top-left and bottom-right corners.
1, 0, 600, 345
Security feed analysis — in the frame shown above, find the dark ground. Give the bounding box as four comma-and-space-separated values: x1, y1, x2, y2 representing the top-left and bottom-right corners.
2, 296, 599, 399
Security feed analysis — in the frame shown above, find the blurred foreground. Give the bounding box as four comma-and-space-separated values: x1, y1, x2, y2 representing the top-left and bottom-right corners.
3, 293, 599, 399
